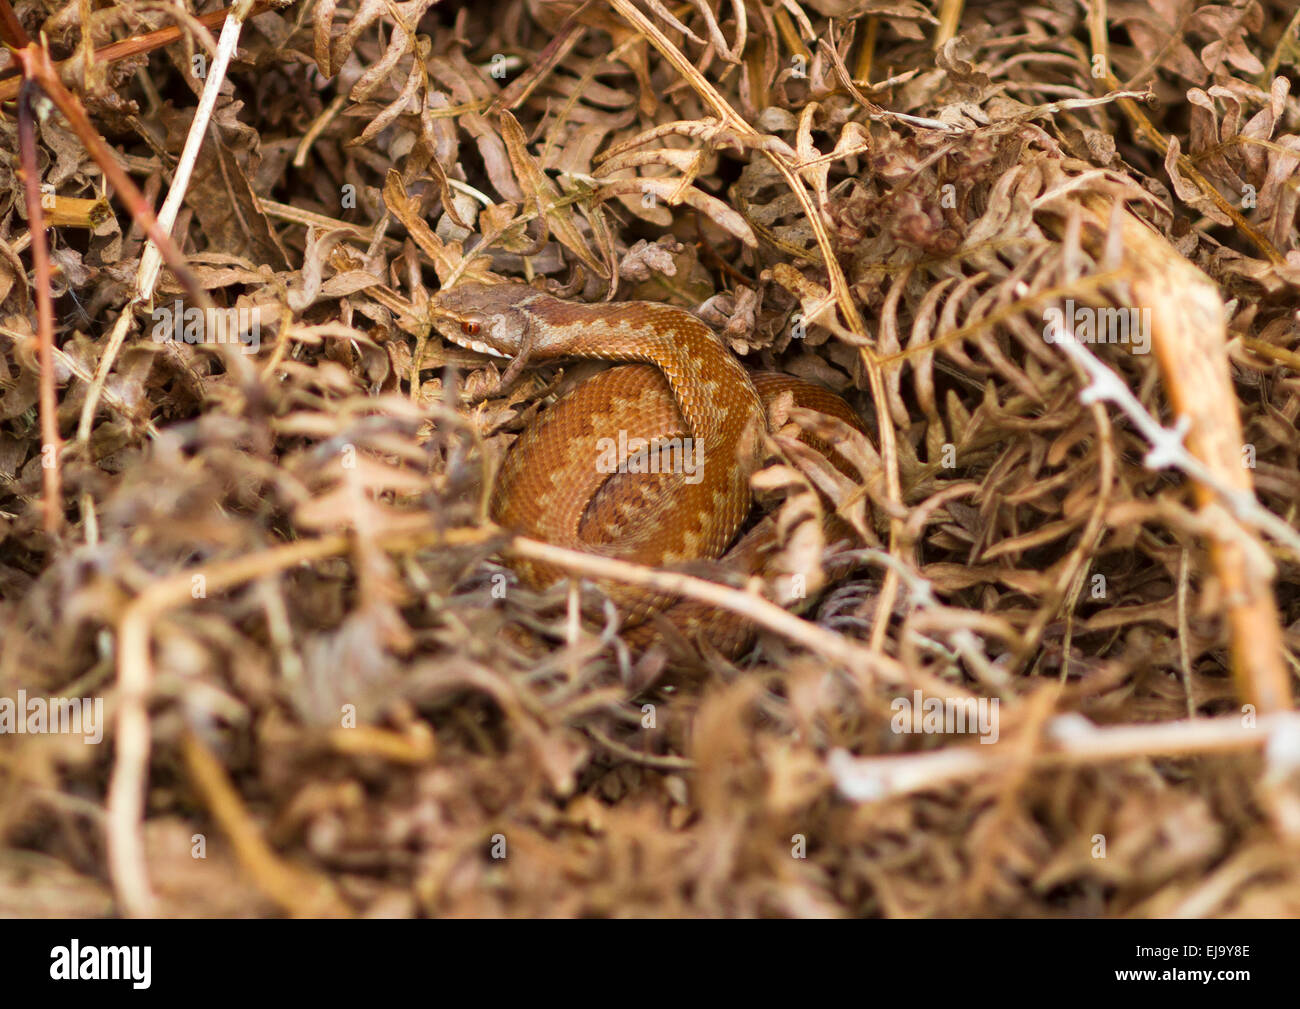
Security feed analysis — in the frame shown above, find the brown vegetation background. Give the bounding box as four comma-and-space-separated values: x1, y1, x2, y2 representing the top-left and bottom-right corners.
3, 0, 1300, 917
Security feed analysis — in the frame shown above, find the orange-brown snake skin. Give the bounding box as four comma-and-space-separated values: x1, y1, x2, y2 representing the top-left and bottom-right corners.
434, 281, 867, 655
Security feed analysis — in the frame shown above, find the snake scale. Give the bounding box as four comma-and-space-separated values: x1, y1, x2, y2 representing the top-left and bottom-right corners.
433, 281, 868, 656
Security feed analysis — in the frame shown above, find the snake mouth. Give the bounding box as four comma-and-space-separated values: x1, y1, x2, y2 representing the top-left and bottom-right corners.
445, 334, 509, 358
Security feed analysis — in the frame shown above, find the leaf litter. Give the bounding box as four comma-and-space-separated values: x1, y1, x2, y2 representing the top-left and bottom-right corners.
0, 0, 1299, 917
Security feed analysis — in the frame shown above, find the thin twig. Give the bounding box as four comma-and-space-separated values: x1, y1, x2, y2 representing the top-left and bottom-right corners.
1055, 329, 1300, 562
829, 711, 1300, 801
506, 535, 908, 684
13, 44, 211, 311
79, 3, 252, 441
16, 80, 61, 534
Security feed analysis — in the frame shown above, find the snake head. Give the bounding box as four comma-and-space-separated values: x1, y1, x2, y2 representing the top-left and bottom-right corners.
431, 282, 538, 359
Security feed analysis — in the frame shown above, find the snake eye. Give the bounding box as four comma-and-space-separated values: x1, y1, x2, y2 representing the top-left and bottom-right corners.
461, 319, 482, 336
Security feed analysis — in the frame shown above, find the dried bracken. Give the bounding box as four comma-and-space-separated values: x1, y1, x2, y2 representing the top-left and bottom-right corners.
2, 0, 1300, 918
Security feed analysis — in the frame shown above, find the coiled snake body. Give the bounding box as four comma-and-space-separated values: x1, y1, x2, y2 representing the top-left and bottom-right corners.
434, 282, 867, 655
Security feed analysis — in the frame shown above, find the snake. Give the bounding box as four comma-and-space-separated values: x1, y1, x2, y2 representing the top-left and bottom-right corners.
432, 281, 868, 656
